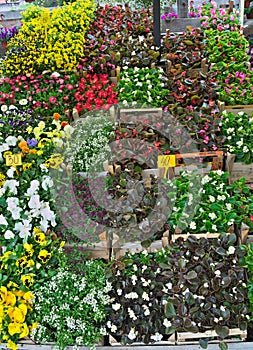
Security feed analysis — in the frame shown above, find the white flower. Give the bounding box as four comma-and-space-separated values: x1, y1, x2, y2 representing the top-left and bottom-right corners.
64, 125, 74, 138
204, 282, 208, 288
6, 167, 16, 178
220, 306, 226, 312
143, 305, 150, 316
189, 221, 196, 230
209, 195, 215, 203
126, 292, 138, 299
214, 317, 219, 323
212, 225, 217, 232
166, 282, 172, 289
128, 308, 137, 320
112, 303, 121, 311
4, 230, 15, 239
26, 179, 40, 196
201, 175, 211, 184
163, 318, 172, 328
236, 139, 243, 147
117, 289, 122, 296
214, 270, 221, 276
142, 292, 149, 301
243, 146, 249, 153
133, 264, 138, 271
14, 219, 32, 239
19, 99, 28, 106
111, 325, 117, 333
28, 194, 41, 210
217, 195, 226, 201
42, 176, 53, 190
9, 105, 17, 110
226, 203, 232, 210
40, 164, 48, 173
3, 180, 19, 195
128, 328, 137, 340
1, 105, 8, 112
151, 333, 163, 342
131, 275, 138, 285
0, 214, 8, 226
238, 111, 244, 116
208, 213, 217, 220
50, 71, 61, 78
228, 246, 236, 255
106, 321, 112, 329
5, 136, 17, 146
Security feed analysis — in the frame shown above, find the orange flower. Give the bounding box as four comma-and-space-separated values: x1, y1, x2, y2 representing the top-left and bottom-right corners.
21, 146, 30, 153
61, 121, 68, 128
29, 149, 37, 154
18, 141, 27, 149
53, 113, 60, 120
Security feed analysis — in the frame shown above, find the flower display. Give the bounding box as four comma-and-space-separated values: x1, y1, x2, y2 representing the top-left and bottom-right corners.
220, 111, 253, 164
0, 25, 20, 43
0, 72, 79, 118
32, 260, 112, 349
74, 73, 118, 113
161, 12, 178, 21
118, 67, 169, 107
0, 0, 96, 76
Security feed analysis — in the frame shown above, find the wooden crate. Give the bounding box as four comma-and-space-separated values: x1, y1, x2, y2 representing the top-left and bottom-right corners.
218, 101, 253, 115
115, 106, 163, 125
167, 233, 225, 245
176, 328, 247, 345
109, 333, 176, 346
112, 239, 163, 260
228, 162, 253, 184
64, 232, 112, 261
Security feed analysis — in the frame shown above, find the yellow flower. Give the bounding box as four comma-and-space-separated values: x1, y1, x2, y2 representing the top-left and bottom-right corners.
38, 138, 50, 148
23, 243, 34, 257
0, 286, 7, 303
60, 241, 65, 248
7, 281, 18, 289
0, 172, 5, 187
19, 323, 29, 339
26, 126, 33, 134
21, 274, 34, 288
6, 292, 16, 306
23, 163, 32, 171
37, 150, 43, 156
7, 340, 18, 350
30, 321, 38, 331
8, 322, 21, 336
23, 291, 34, 302
38, 249, 51, 263
34, 231, 46, 245
2, 251, 12, 262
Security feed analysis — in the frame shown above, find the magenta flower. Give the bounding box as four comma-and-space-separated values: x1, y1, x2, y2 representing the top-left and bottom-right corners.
49, 96, 57, 104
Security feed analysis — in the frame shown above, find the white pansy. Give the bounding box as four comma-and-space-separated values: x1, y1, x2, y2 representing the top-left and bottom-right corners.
6, 167, 16, 178
3, 180, 19, 195
0, 214, 8, 226
26, 179, 40, 196
163, 318, 172, 328
214, 317, 219, 323
14, 219, 32, 239
4, 230, 15, 239
112, 303, 121, 311
40, 164, 48, 173
42, 176, 53, 190
228, 246, 236, 255
28, 195, 41, 210
216, 170, 223, 176
5, 136, 17, 146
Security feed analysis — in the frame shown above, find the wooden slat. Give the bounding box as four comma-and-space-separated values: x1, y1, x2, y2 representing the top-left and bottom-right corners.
176, 328, 247, 344
170, 233, 224, 242
112, 240, 163, 259
229, 162, 253, 183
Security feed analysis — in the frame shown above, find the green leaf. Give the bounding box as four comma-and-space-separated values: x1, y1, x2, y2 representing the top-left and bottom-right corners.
199, 338, 208, 349
165, 302, 176, 318
219, 342, 228, 350
215, 325, 229, 339
186, 270, 197, 280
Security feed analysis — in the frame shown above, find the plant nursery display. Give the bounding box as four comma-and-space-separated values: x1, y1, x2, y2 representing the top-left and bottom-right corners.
0, 0, 253, 349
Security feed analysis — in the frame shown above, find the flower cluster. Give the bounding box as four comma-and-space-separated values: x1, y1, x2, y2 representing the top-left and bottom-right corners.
32, 260, 112, 350
161, 12, 178, 21
166, 170, 253, 234
0, 229, 65, 350
118, 67, 169, 107
0, 72, 79, 118
220, 111, 253, 164
1, 0, 96, 76
0, 25, 20, 43
106, 236, 249, 348
74, 73, 118, 113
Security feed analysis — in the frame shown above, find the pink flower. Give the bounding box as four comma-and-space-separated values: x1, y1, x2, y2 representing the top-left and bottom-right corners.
49, 96, 57, 104
217, 24, 223, 31
66, 84, 74, 90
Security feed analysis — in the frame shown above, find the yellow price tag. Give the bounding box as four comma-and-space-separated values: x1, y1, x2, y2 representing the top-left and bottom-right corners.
6, 154, 22, 166
158, 155, 176, 179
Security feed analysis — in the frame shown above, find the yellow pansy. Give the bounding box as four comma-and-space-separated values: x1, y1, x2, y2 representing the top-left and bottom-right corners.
7, 340, 18, 350
23, 291, 34, 302
38, 249, 52, 263
23, 243, 34, 257
19, 323, 29, 339
0, 286, 7, 303
21, 274, 34, 288
6, 292, 16, 306
8, 322, 21, 336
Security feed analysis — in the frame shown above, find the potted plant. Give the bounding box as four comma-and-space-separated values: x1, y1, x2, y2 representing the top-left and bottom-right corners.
245, 0, 253, 19
0, 24, 20, 51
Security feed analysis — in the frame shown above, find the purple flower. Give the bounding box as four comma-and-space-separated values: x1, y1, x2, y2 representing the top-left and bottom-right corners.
27, 139, 38, 147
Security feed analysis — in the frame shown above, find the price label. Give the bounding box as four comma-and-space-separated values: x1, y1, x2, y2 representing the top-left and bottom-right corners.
158, 155, 176, 179
6, 154, 22, 166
